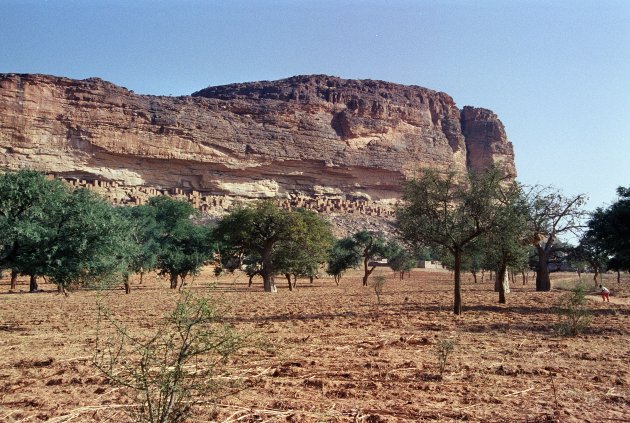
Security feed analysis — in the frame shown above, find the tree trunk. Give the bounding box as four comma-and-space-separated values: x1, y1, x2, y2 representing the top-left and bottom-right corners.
285, 273, 293, 291
309, 275, 314, 284
261, 241, 277, 293
494, 266, 501, 292
292, 274, 298, 289
262, 273, 277, 292
496, 263, 509, 304
170, 273, 178, 289
248, 273, 255, 287
522, 270, 526, 285
453, 250, 462, 315
592, 266, 599, 286
58, 284, 67, 296
535, 248, 551, 291
123, 274, 131, 294
362, 256, 375, 286
399, 271, 404, 280
481, 269, 485, 284
10, 269, 18, 290
617, 270, 621, 284
139, 271, 144, 284
29, 274, 38, 292
472, 271, 478, 284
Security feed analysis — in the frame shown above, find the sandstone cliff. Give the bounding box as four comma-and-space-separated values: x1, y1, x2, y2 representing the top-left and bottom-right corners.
0, 73, 515, 217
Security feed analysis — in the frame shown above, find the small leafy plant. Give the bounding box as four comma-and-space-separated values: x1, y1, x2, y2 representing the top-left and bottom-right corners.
435, 338, 456, 378
371, 275, 387, 304
556, 282, 592, 336
94, 292, 247, 423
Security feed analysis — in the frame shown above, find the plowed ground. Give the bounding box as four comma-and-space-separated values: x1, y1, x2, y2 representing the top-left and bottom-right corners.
1, 269, 628, 422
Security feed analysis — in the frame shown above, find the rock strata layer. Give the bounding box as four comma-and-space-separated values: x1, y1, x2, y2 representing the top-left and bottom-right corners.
0, 73, 515, 223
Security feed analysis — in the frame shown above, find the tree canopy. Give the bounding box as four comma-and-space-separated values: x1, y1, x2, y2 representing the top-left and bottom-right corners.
326, 237, 361, 284
481, 183, 531, 303
274, 208, 334, 290
215, 201, 333, 292
324, 231, 395, 286
352, 231, 393, 286
387, 242, 416, 280
39, 188, 133, 292
146, 196, 215, 289
0, 171, 132, 293
115, 204, 161, 292
396, 169, 508, 314
0, 170, 68, 280
586, 186, 630, 275
524, 186, 587, 291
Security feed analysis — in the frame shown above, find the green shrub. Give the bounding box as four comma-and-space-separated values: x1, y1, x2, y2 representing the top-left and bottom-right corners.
371, 275, 387, 304
435, 338, 456, 378
556, 283, 593, 336
94, 292, 247, 423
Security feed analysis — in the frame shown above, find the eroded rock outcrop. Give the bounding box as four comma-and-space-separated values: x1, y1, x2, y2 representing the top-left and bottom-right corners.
0, 73, 515, 227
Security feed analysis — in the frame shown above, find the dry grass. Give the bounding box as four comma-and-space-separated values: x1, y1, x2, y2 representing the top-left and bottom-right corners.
0, 269, 628, 422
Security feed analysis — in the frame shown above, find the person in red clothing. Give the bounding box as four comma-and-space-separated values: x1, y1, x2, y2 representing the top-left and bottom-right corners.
599, 285, 610, 302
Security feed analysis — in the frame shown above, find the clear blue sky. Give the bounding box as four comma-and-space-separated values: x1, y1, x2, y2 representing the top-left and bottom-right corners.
1, 0, 628, 212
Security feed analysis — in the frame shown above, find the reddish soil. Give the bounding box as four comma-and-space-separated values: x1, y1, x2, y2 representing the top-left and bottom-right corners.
0, 269, 628, 422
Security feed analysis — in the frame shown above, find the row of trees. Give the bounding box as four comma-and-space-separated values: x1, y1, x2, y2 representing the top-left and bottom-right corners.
393, 168, 628, 314
396, 169, 530, 314
0, 171, 450, 295
1, 170, 626, 315
0, 171, 403, 294
0, 171, 129, 293
0, 170, 215, 293
0, 171, 344, 294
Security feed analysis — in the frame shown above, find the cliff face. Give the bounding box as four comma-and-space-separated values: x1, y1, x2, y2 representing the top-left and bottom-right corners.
0, 73, 515, 206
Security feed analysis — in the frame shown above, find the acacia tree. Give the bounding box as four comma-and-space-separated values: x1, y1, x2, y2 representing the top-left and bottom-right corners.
388, 242, 416, 280
0, 170, 69, 291
38, 188, 133, 294
0, 171, 140, 293
274, 208, 334, 290
455, 240, 485, 283
482, 185, 530, 303
326, 237, 361, 284
396, 169, 506, 315
148, 196, 214, 289
215, 201, 298, 293
587, 186, 630, 281
353, 231, 392, 286
525, 186, 587, 291
116, 205, 161, 293
570, 234, 608, 286
324, 231, 393, 286
607, 256, 625, 284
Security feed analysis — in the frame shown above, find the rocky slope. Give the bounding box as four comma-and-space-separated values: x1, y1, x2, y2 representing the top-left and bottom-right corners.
0, 73, 515, 222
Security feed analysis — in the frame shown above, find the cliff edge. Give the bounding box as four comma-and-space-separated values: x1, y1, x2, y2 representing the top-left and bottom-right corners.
0, 73, 515, 215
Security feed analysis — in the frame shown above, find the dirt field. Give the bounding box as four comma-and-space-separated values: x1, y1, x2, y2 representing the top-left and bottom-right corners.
1, 269, 628, 422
